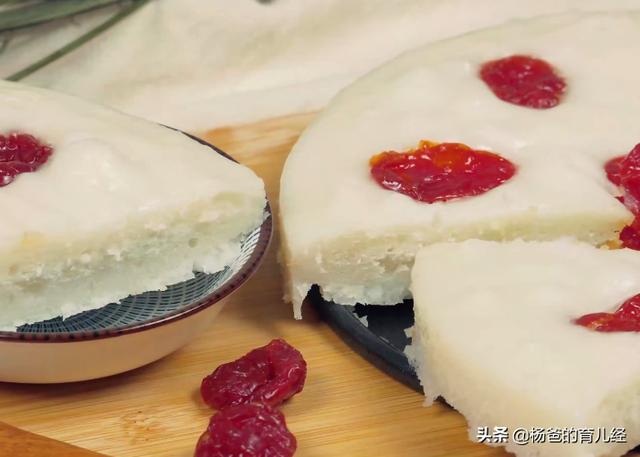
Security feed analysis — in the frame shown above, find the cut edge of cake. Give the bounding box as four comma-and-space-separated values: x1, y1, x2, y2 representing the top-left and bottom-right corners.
283, 211, 630, 319
2, 191, 266, 330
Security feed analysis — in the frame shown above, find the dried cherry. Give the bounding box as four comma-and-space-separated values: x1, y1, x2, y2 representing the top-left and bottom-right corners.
479, 55, 566, 109
0, 133, 53, 187
201, 339, 306, 409
194, 403, 296, 457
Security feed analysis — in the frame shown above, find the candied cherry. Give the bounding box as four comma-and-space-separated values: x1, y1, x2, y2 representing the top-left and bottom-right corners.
604, 144, 640, 249
605, 156, 626, 186
201, 339, 307, 409
606, 146, 640, 185
369, 140, 515, 204
620, 220, 640, 250
0, 133, 53, 187
479, 55, 566, 109
575, 294, 640, 332
194, 403, 296, 457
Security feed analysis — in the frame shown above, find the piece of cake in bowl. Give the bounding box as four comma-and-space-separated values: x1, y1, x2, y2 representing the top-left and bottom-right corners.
279, 11, 640, 317
0, 80, 266, 330
409, 239, 640, 457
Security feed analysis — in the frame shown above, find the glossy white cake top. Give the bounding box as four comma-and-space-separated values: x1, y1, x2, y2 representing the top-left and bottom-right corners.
281, 12, 639, 252
412, 239, 640, 426
0, 81, 265, 250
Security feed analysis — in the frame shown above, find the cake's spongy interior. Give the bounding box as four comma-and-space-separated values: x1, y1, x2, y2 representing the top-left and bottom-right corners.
286, 211, 627, 318
0, 192, 264, 330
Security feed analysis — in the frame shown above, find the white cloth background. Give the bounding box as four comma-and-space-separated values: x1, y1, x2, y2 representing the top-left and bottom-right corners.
2, 0, 640, 131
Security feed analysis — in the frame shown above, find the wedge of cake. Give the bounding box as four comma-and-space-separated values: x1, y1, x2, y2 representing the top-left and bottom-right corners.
0, 81, 266, 330
409, 239, 640, 457
279, 11, 640, 317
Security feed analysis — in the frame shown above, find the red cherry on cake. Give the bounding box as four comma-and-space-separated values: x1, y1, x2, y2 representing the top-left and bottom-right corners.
479, 55, 566, 109
605, 156, 626, 187
576, 294, 640, 332
0, 133, 53, 187
604, 144, 640, 249
620, 222, 640, 251
370, 141, 516, 204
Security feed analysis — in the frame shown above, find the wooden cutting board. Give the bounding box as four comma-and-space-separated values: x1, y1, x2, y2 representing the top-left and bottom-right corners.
0, 112, 636, 457
0, 423, 105, 456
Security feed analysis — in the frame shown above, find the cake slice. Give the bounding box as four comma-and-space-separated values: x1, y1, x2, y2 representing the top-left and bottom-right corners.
279, 11, 640, 318
409, 239, 640, 457
0, 81, 265, 330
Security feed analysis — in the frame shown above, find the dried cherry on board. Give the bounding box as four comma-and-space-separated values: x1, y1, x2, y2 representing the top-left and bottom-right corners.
194, 403, 297, 457
201, 339, 307, 409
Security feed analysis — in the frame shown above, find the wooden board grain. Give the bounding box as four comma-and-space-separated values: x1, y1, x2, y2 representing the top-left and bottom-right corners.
0, 422, 104, 456
0, 112, 636, 457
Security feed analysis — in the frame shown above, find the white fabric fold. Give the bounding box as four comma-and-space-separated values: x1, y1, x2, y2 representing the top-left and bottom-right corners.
3, 0, 640, 131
